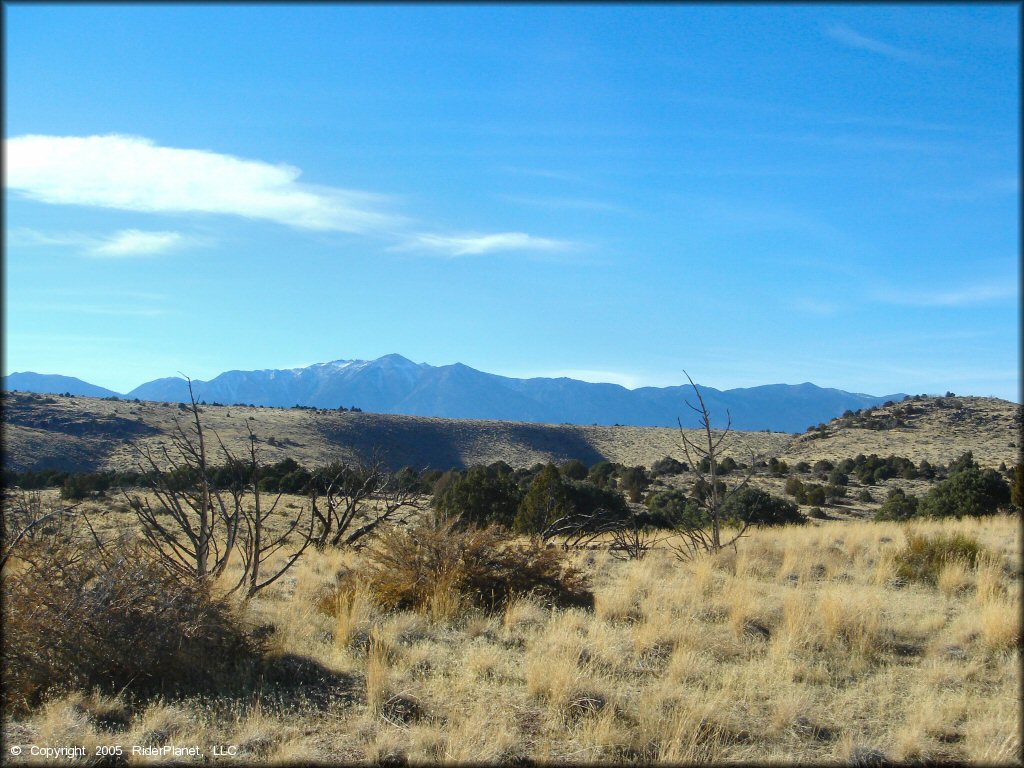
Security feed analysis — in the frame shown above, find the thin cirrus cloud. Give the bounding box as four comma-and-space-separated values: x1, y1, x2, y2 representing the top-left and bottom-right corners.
91, 229, 184, 257
5, 134, 571, 257
9, 227, 187, 258
398, 231, 575, 257
825, 24, 948, 66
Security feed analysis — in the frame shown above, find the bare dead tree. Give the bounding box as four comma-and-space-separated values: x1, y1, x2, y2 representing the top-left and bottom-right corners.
1, 490, 82, 573
669, 371, 758, 560
540, 506, 663, 560
541, 510, 612, 549
125, 377, 241, 583
309, 453, 423, 549
232, 423, 315, 598
607, 511, 664, 561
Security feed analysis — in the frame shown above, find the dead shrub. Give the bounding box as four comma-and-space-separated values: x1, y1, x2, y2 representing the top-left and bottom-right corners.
363, 517, 592, 615
2, 534, 261, 714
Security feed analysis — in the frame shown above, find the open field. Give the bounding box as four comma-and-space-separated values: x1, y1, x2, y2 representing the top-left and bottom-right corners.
2, 506, 1019, 765
2, 391, 1021, 765
2, 392, 1019, 474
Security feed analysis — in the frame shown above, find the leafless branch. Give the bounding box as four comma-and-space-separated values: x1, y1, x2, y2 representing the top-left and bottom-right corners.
309, 451, 422, 550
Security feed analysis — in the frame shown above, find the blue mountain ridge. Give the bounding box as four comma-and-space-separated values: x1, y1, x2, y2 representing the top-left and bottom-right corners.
2, 372, 121, 399
4, 354, 907, 433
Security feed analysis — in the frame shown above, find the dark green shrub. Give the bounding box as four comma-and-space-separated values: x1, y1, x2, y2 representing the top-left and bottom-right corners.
857, 489, 874, 503
565, 481, 630, 523
433, 465, 523, 529
918, 465, 1010, 519
586, 461, 623, 491
3, 469, 70, 490
794, 461, 811, 474
650, 456, 687, 477
692, 476, 727, 505
488, 460, 513, 476
260, 457, 311, 493
394, 466, 431, 494
617, 466, 650, 502
827, 469, 849, 486
718, 456, 738, 475
874, 488, 919, 521
894, 532, 984, 585
513, 465, 629, 534
420, 468, 444, 488
721, 487, 804, 527
784, 477, 804, 497
60, 476, 91, 501
824, 483, 847, 501
947, 451, 978, 475
431, 469, 460, 498
515, 464, 575, 533
803, 484, 827, 506
645, 489, 706, 528
1011, 465, 1023, 509
812, 460, 834, 478
558, 459, 589, 481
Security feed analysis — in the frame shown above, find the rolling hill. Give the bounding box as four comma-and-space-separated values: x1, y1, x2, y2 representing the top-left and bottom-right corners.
2, 390, 1017, 475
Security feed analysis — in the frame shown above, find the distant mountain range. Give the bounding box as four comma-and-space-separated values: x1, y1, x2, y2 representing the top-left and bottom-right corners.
3, 354, 907, 433
2, 372, 122, 400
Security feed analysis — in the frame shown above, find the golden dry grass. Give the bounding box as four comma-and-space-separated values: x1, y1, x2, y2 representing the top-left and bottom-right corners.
4, 511, 1019, 765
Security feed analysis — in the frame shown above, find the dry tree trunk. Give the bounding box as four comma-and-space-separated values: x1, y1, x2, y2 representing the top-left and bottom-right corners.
671, 371, 759, 560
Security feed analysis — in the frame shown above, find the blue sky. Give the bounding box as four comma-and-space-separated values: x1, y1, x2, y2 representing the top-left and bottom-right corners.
4, 4, 1019, 400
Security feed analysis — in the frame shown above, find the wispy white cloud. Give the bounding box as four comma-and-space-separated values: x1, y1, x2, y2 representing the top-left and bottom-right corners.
872, 282, 1018, 307
8, 226, 189, 258
825, 24, 949, 66
91, 230, 183, 257
6, 134, 573, 257
398, 231, 575, 257
5, 134, 404, 234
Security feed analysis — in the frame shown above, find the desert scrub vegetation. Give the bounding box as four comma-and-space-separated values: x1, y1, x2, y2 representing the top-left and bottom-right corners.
3, 505, 1018, 765
338, 515, 593, 618
1, 495, 261, 715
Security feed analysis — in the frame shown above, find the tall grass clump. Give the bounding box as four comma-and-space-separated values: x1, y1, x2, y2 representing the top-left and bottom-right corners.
894, 530, 984, 586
